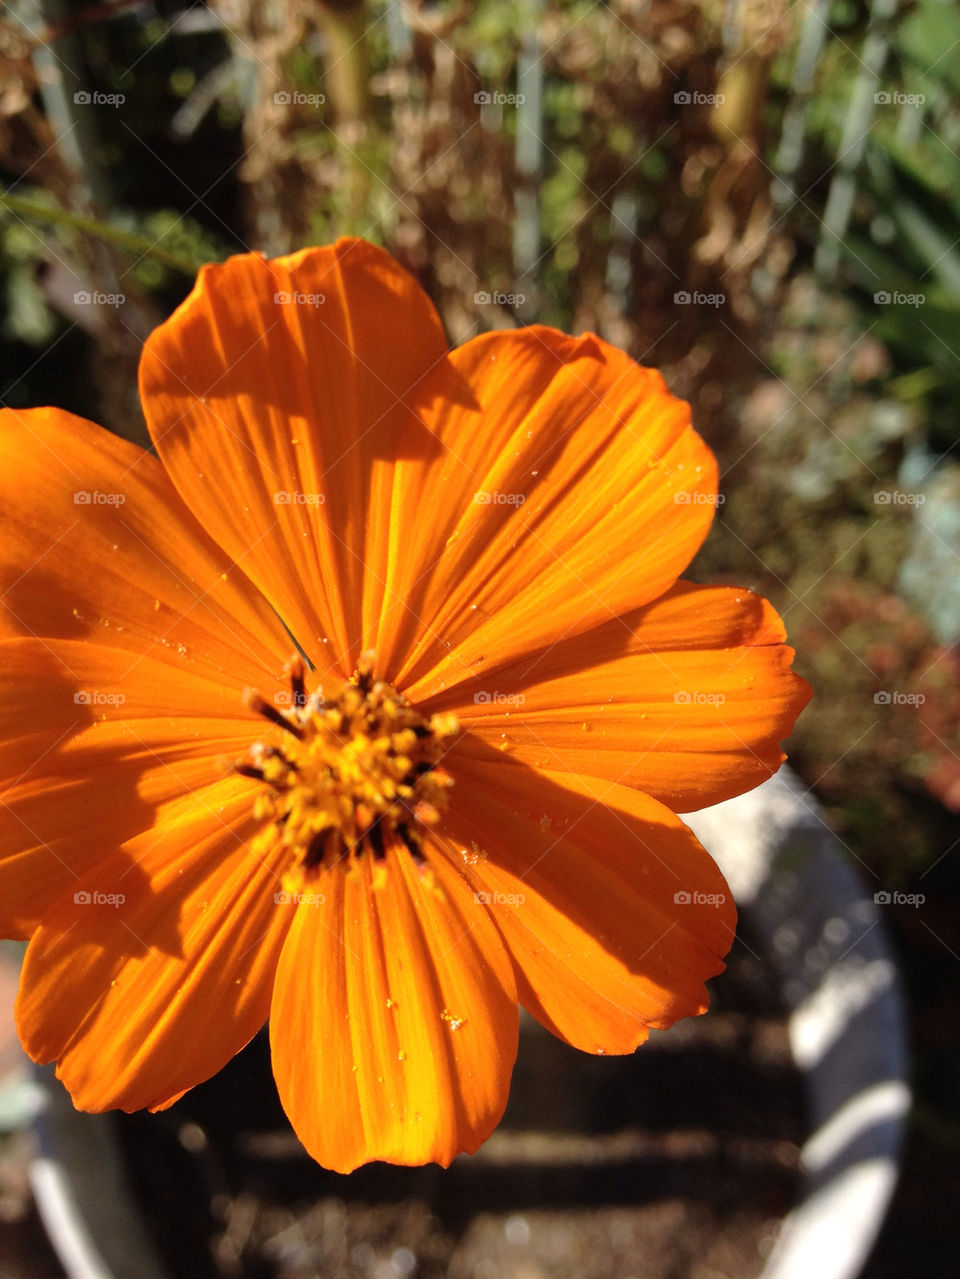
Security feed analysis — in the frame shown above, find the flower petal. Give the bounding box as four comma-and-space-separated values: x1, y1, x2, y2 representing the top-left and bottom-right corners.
0, 407, 292, 687
139, 240, 450, 673
427, 583, 811, 811
15, 778, 290, 1111
0, 637, 266, 937
269, 840, 518, 1174
437, 745, 735, 1053
378, 327, 717, 690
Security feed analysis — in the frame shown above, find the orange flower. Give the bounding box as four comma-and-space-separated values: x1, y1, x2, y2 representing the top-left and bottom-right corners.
0, 239, 809, 1173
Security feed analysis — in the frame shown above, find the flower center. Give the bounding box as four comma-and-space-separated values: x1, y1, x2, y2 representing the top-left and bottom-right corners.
239, 654, 458, 880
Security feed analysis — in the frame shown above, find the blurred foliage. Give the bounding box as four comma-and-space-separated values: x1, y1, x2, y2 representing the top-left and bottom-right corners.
1, 0, 959, 1269
691, 271, 960, 882
783, 0, 960, 451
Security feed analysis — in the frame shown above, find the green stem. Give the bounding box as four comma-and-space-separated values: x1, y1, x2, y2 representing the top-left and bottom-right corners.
0, 188, 205, 276
318, 0, 371, 129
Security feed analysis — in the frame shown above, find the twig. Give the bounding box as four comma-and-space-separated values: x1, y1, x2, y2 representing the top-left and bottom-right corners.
0, 188, 205, 276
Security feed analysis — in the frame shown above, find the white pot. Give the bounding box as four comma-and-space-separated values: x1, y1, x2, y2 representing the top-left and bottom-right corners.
685, 767, 910, 1279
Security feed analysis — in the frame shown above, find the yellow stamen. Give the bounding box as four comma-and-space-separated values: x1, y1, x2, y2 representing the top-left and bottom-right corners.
239, 653, 458, 882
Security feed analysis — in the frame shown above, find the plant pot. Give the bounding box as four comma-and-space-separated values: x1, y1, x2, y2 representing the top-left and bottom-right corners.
685, 767, 910, 1279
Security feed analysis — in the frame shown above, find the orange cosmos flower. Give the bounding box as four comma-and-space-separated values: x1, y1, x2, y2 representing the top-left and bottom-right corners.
0, 239, 809, 1173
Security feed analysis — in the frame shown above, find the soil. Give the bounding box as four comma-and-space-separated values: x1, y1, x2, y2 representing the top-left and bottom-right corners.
113, 933, 804, 1279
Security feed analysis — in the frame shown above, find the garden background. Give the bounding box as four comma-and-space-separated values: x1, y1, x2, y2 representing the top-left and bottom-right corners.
1, 0, 959, 1276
